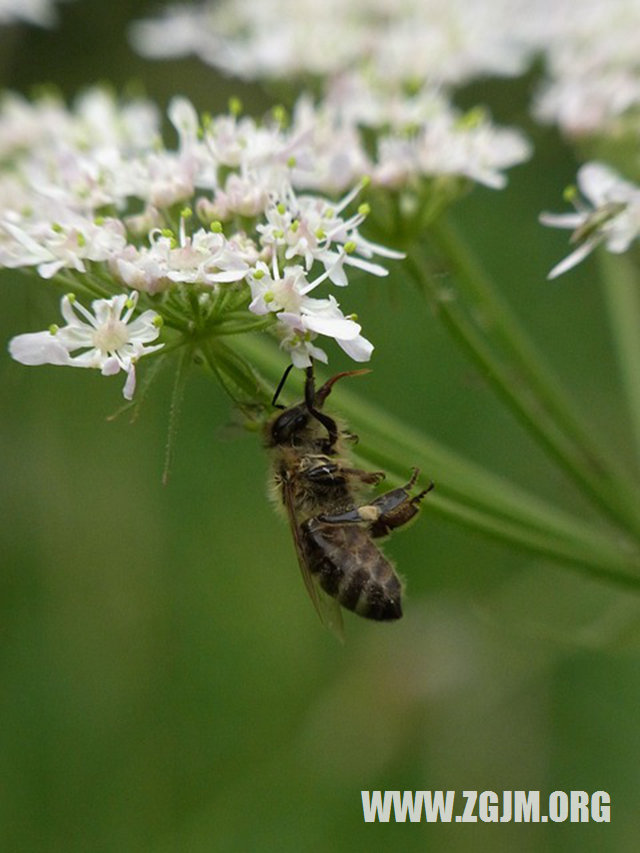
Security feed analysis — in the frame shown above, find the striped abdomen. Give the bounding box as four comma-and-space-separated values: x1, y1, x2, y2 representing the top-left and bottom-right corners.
301, 519, 403, 620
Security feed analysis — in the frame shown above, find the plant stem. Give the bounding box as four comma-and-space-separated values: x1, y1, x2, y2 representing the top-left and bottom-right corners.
417, 216, 640, 540
370, 464, 640, 593
598, 249, 640, 471
200, 337, 274, 408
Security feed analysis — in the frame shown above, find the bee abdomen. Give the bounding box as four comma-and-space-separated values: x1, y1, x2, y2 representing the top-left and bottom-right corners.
303, 521, 403, 621
341, 564, 403, 620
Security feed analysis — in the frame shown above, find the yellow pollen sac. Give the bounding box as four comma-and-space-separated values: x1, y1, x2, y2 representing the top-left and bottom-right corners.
358, 505, 381, 522
92, 319, 129, 354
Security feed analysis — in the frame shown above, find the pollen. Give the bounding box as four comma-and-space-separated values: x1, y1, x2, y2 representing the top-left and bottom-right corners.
358, 504, 381, 522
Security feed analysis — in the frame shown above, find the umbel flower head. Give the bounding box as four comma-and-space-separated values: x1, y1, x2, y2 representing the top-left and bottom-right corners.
131, 1, 534, 196
3, 86, 528, 401
1, 89, 401, 396
130, 0, 540, 88
132, 0, 640, 141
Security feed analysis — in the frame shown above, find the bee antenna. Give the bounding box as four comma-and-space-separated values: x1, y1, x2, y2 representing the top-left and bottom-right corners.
271, 363, 294, 409
304, 365, 340, 447
314, 368, 371, 406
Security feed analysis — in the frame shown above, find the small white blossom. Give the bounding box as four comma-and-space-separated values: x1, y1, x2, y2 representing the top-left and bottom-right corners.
247, 258, 373, 366
8, 292, 163, 399
277, 306, 373, 368
374, 104, 532, 191
289, 94, 372, 194
257, 184, 401, 285
540, 163, 640, 279
534, 70, 640, 138
0, 213, 127, 278
212, 173, 271, 220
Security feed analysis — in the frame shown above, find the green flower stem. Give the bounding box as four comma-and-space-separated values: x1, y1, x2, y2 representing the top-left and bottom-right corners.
162, 346, 192, 485
417, 217, 640, 540
200, 337, 274, 408
233, 335, 640, 588
50, 270, 112, 300
598, 249, 640, 469
373, 467, 640, 591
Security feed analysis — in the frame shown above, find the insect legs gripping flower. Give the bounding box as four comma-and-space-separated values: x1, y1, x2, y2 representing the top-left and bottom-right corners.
266, 366, 432, 636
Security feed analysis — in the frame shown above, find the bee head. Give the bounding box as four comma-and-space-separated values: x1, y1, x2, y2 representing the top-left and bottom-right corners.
268, 403, 310, 446
267, 365, 370, 449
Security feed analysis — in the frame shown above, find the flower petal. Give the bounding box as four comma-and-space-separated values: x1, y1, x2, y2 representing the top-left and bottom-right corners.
337, 334, 374, 362
122, 364, 137, 399
9, 331, 72, 366
547, 238, 599, 280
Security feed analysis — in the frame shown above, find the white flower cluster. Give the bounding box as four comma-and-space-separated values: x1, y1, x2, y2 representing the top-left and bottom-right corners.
312, 84, 531, 191
532, 0, 640, 137
132, 0, 534, 191
3, 89, 409, 394
0, 0, 69, 26
131, 0, 539, 89
541, 163, 640, 279
132, 0, 640, 139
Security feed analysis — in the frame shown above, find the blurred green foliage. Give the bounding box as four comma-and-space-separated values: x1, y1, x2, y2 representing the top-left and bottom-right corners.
1, 3, 639, 851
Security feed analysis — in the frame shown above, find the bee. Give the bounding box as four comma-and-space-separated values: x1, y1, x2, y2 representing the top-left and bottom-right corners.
265, 365, 432, 636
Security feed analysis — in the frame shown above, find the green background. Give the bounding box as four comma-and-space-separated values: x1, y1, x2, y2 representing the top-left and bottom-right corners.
1, 3, 638, 851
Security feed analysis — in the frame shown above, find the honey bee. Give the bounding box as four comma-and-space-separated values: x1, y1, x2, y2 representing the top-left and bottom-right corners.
266, 366, 432, 636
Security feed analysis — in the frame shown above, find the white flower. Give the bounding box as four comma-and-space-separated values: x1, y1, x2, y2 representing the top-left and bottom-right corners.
540, 162, 640, 279
289, 94, 372, 194
247, 261, 306, 316
9, 292, 164, 399
212, 173, 271, 220
111, 228, 251, 293
246, 259, 373, 365
0, 213, 127, 278
277, 303, 373, 367
534, 69, 640, 138
257, 184, 402, 285
375, 104, 532, 190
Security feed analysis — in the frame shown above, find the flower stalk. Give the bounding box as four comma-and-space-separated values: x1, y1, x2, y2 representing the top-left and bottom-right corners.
597, 249, 640, 469
412, 215, 640, 541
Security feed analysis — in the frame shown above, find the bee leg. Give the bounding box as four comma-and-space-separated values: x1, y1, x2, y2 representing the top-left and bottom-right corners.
368, 472, 434, 538
315, 471, 432, 533
313, 506, 372, 526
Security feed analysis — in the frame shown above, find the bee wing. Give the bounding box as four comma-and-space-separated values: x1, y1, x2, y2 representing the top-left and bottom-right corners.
283, 480, 345, 642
